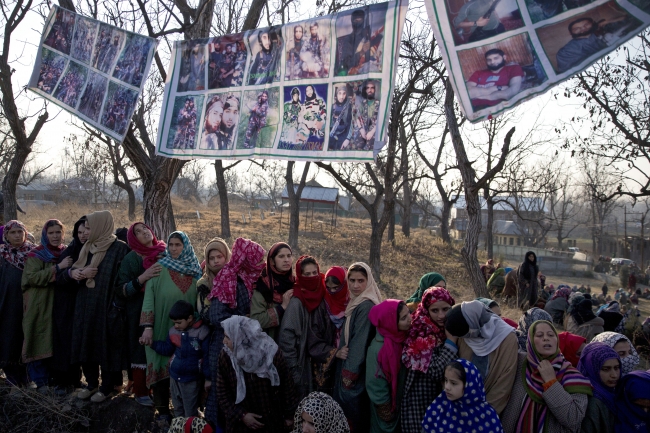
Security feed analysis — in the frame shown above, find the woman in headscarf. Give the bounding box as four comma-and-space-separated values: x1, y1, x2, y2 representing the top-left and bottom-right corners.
251, 242, 295, 340
598, 301, 623, 332
205, 237, 266, 426
366, 299, 411, 433
334, 262, 382, 433
480, 259, 496, 282
614, 371, 650, 433
565, 298, 604, 342
405, 272, 445, 311
52, 216, 87, 395
197, 238, 231, 323
476, 297, 518, 328
487, 267, 507, 297
70, 211, 130, 403
500, 320, 592, 433
591, 331, 640, 375
115, 222, 165, 406
517, 251, 540, 310
22, 219, 71, 391
279, 256, 326, 400
545, 285, 572, 325
292, 391, 349, 433
140, 231, 202, 418
216, 315, 297, 433
577, 342, 621, 433
516, 307, 554, 352
401, 287, 458, 433
421, 359, 504, 433
0, 220, 33, 387
444, 300, 518, 414
558, 332, 586, 367
307, 266, 350, 395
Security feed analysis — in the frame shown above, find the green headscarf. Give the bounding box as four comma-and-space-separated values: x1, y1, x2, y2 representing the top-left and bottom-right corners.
476, 297, 499, 309
486, 268, 505, 289
406, 272, 446, 304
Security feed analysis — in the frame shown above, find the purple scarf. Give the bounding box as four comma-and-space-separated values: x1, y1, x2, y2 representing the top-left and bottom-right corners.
577, 342, 620, 413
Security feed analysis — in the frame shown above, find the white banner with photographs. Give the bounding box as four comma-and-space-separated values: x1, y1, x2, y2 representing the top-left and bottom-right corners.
154, 1, 408, 162
425, 0, 650, 122
28, 6, 158, 141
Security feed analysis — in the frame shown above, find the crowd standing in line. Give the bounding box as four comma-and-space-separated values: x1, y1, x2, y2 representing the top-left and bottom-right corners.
2, 213, 650, 433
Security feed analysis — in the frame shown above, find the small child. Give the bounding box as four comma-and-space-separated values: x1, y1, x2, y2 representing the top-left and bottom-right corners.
146, 300, 211, 417
422, 360, 504, 433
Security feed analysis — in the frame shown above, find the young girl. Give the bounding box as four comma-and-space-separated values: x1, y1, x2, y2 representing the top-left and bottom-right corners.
422, 359, 504, 433
615, 371, 650, 433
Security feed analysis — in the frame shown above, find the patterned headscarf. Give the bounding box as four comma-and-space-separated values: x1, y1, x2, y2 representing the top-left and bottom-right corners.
615, 371, 650, 433
126, 222, 166, 269
344, 262, 383, 342
516, 307, 553, 352
577, 342, 620, 414
405, 272, 446, 305
517, 320, 592, 433
591, 331, 640, 375
551, 286, 572, 301
28, 219, 66, 263
0, 220, 33, 270
158, 231, 203, 280
402, 287, 455, 372
168, 417, 214, 433
292, 392, 349, 433
422, 359, 504, 433
222, 315, 280, 404
209, 238, 265, 308
323, 266, 350, 329
71, 211, 117, 287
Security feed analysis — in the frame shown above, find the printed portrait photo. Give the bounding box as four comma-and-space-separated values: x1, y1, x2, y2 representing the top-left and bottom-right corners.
166, 95, 205, 150
112, 34, 155, 88
284, 18, 331, 80
177, 39, 208, 92
458, 32, 547, 111
92, 24, 126, 74
207, 33, 247, 89
70, 16, 98, 64
246, 27, 283, 85
43, 8, 76, 55
199, 92, 241, 151
237, 88, 280, 149
445, 0, 525, 45
278, 84, 328, 151
334, 4, 387, 76
78, 71, 108, 122
36, 48, 67, 95
53, 61, 88, 109
536, 1, 643, 73
100, 82, 139, 136
329, 80, 381, 151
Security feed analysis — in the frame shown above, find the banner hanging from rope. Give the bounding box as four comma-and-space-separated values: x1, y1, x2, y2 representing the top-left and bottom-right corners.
424, 0, 650, 122
28, 5, 158, 141
154, 0, 408, 162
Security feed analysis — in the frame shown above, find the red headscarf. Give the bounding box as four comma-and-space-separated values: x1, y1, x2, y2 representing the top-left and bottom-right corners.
292, 255, 326, 313
369, 299, 408, 411
126, 222, 166, 269
402, 287, 455, 373
558, 331, 587, 367
323, 266, 349, 317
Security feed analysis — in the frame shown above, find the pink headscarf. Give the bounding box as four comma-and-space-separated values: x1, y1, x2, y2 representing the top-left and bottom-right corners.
126, 222, 166, 269
368, 299, 408, 411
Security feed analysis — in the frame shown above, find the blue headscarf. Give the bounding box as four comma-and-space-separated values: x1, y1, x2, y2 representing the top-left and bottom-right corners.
577, 342, 620, 414
422, 359, 504, 433
157, 231, 202, 279
615, 371, 650, 433
27, 219, 65, 263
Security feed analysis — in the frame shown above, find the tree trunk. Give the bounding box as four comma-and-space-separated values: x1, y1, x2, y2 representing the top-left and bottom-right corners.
440, 203, 452, 244
486, 197, 494, 258
214, 160, 232, 238
400, 132, 411, 238
369, 217, 384, 277
2, 145, 30, 223
286, 162, 310, 250
388, 211, 395, 243
444, 82, 489, 298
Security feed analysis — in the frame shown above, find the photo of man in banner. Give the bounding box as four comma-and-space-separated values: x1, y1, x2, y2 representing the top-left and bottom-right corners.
166, 95, 204, 150
329, 83, 353, 151
278, 84, 327, 151
447, 0, 524, 44
208, 34, 247, 89
78, 72, 108, 122
43, 7, 75, 55
70, 16, 97, 64
334, 4, 387, 76
285, 19, 330, 80
92, 24, 125, 74
101, 82, 139, 136
349, 79, 380, 151
247, 27, 283, 85
36, 48, 67, 95
200, 93, 241, 150
112, 34, 155, 87
237, 88, 280, 149
178, 40, 207, 92
54, 61, 88, 109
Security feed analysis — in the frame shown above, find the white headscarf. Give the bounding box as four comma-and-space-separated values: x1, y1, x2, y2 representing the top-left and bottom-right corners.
343, 262, 383, 342
460, 300, 515, 357
222, 315, 280, 403
591, 331, 640, 375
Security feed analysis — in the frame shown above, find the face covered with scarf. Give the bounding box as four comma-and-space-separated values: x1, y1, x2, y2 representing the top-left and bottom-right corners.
577, 342, 620, 414
0, 220, 33, 270
402, 287, 455, 372
293, 256, 326, 313
591, 331, 640, 375
292, 392, 349, 433
323, 266, 350, 329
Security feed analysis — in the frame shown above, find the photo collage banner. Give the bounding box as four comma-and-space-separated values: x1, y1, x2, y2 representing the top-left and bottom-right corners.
425, 0, 650, 121
28, 6, 158, 141
155, 1, 409, 162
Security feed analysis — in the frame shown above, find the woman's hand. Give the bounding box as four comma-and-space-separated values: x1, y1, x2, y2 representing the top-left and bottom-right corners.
281, 289, 294, 310
336, 345, 349, 360
140, 328, 153, 346
242, 413, 264, 429
140, 263, 162, 283
204, 380, 211, 392
81, 267, 98, 279
58, 257, 73, 270
70, 269, 84, 280
284, 419, 294, 429
538, 360, 557, 384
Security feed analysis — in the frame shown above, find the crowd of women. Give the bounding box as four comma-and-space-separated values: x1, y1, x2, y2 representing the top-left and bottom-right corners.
1, 212, 650, 433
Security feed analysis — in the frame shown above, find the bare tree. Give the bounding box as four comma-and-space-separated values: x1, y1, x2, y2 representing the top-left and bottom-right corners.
581, 158, 621, 255
252, 160, 286, 210
285, 162, 310, 250
547, 170, 586, 249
